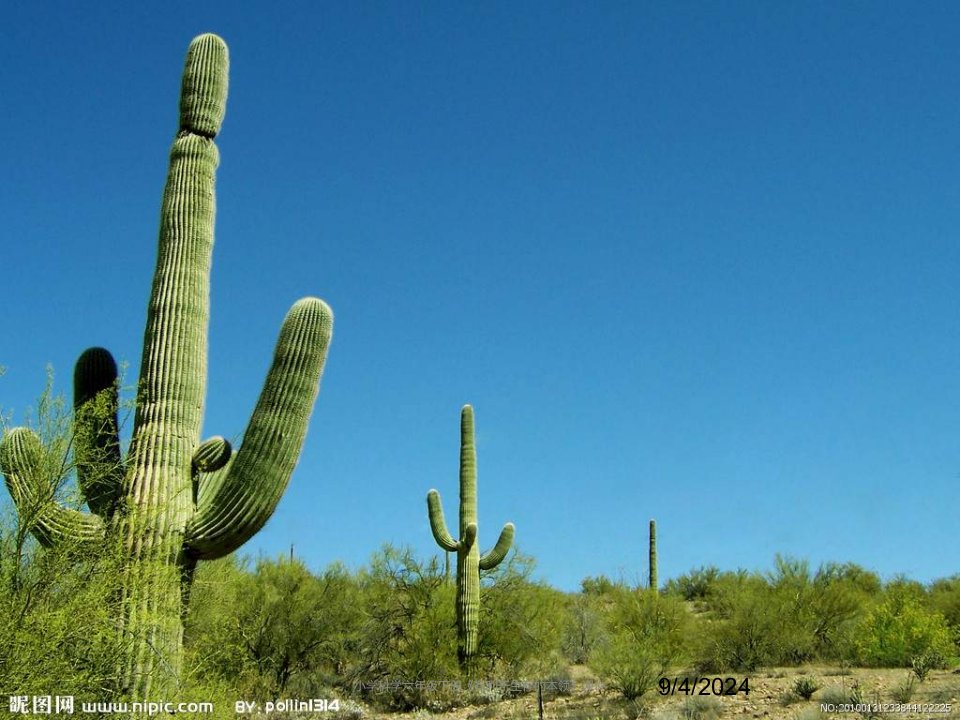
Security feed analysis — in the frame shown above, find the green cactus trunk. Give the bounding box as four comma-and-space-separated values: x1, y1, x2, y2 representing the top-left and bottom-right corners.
427, 405, 515, 670
1, 34, 333, 703
649, 518, 658, 591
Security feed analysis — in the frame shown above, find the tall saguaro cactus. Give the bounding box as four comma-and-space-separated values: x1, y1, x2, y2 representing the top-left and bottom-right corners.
649, 518, 658, 591
426, 405, 515, 668
0, 34, 333, 701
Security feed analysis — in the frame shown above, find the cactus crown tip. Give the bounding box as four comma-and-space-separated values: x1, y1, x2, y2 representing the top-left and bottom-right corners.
191, 32, 226, 46
293, 296, 334, 317
77, 346, 116, 367
179, 32, 229, 138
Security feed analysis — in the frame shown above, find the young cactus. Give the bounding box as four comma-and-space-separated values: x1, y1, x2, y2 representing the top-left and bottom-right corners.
427, 405, 515, 668
0, 34, 333, 702
649, 518, 658, 591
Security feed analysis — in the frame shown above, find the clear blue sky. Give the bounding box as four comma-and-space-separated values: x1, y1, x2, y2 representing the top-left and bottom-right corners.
2, 1, 959, 592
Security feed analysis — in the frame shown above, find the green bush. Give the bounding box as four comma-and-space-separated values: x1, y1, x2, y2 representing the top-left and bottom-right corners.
580, 575, 626, 596
182, 554, 251, 691
856, 587, 954, 668
806, 562, 877, 661
591, 588, 692, 699
695, 557, 879, 670
890, 675, 916, 703
695, 573, 779, 671
664, 566, 721, 602
819, 684, 857, 704
477, 551, 568, 681
184, 554, 364, 700
929, 575, 960, 646
352, 545, 460, 711
792, 677, 819, 699
0, 378, 128, 697
911, 650, 942, 681
678, 695, 722, 720
0, 512, 126, 696
561, 591, 604, 664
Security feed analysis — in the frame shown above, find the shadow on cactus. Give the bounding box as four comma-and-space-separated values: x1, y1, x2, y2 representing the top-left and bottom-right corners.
0, 34, 333, 702
426, 404, 515, 671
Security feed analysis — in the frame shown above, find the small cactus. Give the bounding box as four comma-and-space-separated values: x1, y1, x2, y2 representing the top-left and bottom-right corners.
649, 518, 658, 591
426, 405, 514, 668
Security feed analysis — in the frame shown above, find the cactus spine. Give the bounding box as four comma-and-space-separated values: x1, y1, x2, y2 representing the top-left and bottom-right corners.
649, 518, 658, 591
427, 405, 515, 668
0, 34, 333, 702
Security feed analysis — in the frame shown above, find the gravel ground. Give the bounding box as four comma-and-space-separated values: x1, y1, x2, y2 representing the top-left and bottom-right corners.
338, 665, 960, 720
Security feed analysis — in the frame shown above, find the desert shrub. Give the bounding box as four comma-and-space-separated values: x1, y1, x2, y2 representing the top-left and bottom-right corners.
561, 591, 605, 664
765, 555, 819, 664
911, 650, 942, 681
352, 545, 460, 711
819, 684, 856, 704
593, 632, 663, 700
664, 566, 721, 603
817, 562, 882, 596
695, 573, 779, 671
929, 575, 960, 643
678, 695, 722, 720
696, 557, 879, 670
182, 554, 251, 690
580, 575, 627, 596
184, 554, 364, 700
778, 689, 801, 706
0, 512, 127, 696
793, 677, 819, 700
807, 562, 878, 661
849, 680, 883, 718
0, 377, 128, 697
695, 569, 755, 617
767, 556, 875, 665
927, 683, 960, 703
591, 587, 693, 699
478, 554, 568, 680
890, 675, 916, 703
856, 587, 954, 668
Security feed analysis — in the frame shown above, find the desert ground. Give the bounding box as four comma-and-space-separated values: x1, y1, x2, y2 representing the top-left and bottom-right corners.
344, 665, 960, 720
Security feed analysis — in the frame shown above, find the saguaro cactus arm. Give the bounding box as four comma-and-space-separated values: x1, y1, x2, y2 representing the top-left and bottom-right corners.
427, 489, 459, 551
461, 521, 477, 551
479, 521, 514, 570
427, 489, 479, 552
192, 436, 231, 473
0, 428, 105, 546
184, 298, 333, 560
73, 347, 124, 517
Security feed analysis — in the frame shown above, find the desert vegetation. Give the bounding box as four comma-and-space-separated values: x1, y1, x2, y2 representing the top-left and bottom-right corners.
3, 491, 959, 719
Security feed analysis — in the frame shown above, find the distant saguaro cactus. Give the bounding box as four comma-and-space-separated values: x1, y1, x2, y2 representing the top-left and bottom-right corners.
649, 518, 658, 591
0, 34, 333, 702
427, 405, 515, 668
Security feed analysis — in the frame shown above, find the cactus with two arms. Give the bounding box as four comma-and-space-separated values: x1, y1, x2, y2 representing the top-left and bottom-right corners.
427, 405, 515, 669
0, 34, 333, 701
